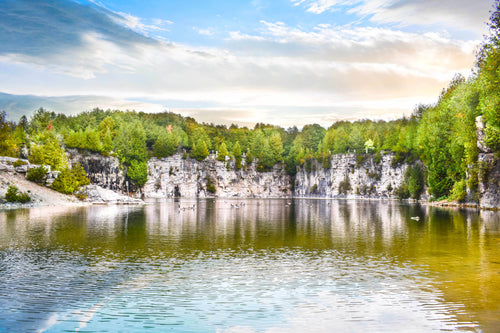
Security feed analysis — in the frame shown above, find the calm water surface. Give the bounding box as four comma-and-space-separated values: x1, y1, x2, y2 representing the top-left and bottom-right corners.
0, 199, 499, 332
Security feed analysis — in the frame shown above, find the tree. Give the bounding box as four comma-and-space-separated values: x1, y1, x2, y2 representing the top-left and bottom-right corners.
52, 163, 90, 194
233, 141, 242, 169
477, 2, 500, 152
29, 130, 67, 170
269, 133, 284, 163
127, 160, 148, 187
154, 132, 178, 157
191, 139, 209, 161
114, 121, 148, 163
0, 111, 18, 157
84, 127, 102, 152
217, 142, 228, 161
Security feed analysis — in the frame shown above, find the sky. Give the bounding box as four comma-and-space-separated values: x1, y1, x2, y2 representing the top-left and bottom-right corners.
0, 0, 494, 127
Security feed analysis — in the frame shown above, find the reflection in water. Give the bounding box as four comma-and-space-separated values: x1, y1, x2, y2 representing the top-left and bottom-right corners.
0, 199, 499, 332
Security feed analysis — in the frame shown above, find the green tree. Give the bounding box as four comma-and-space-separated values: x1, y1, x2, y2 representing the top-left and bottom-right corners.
51, 163, 90, 194
0, 111, 19, 157
127, 160, 148, 187
114, 121, 148, 163
217, 142, 228, 161
153, 132, 178, 157
478, 6, 500, 153
29, 130, 67, 170
191, 139, 209, 161
233, 141, 242, 169
84, 127, 102, 152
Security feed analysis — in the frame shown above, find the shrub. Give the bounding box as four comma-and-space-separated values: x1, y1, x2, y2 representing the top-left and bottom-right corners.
338, 175, 351, 194
395, 184, 410, 199
52, 163, 90, 194
5, 185, 19, 202
450, 179, 467, 202
5, 185, 30, 203
206, 176, 216, 193
127, 160, 148, 187
310, 184, 318, 194
16, 191, 31, 203
26, 166, 48, 184
13, 159, 27, 167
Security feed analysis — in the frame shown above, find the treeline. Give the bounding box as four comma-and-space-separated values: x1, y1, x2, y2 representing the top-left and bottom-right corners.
1, 3, 499, 201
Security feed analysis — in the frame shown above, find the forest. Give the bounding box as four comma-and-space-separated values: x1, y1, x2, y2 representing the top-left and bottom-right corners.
1, 4, 499, 202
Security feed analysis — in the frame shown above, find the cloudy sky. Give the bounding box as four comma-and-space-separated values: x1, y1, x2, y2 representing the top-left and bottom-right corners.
0, 0, 493, 127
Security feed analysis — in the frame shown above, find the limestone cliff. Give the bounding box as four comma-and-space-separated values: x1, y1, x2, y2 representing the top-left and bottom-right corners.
143, 154, 292, 198
293, 153, 407, 199
66, 149, 126, 193
476, 116, 500, 209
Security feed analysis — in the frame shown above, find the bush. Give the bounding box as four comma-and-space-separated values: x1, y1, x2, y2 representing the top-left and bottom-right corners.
26, 166, 48, 184
206, 176, 216, 193
52, 163, 90, 194
395, 184, 410, 199
17, 191, 31, 203
13, 159, 27, 167
450, 179, 467, 202
127, 160, 148, 187
338, 175, 351, 194
5, 185, 19, 202
5, 185, 30, 203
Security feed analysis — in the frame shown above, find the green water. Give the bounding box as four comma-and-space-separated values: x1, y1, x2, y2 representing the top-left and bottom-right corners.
0, 199, 499, 332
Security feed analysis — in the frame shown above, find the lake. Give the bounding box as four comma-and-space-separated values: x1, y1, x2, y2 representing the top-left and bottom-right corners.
0, 199, 499, 332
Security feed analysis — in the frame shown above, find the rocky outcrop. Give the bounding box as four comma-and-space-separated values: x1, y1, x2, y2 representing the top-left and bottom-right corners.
0, 156, 59, 184
81, 185, 144, 204
143, 154, 292, 198
476, 116, 500, 209
294, 153, 407, 199
66, 149, 126, 193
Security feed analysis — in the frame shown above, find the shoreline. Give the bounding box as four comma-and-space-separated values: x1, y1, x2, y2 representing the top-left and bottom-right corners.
3, 193, 498, 212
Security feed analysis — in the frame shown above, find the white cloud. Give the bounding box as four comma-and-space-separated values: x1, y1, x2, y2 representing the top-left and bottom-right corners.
293, 0, 492, 36
114, 12, 170, 35
195, 28, 214, 36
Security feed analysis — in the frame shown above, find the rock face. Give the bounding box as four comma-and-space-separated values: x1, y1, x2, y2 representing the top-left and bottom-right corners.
143, 154, 292, 198
66, 149, 126, 193
475, 116, 500, 209
82, 185, 144, 204
294, 153, 407, 199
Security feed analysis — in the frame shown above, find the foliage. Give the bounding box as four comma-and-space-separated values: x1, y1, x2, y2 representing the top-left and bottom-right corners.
26, 166, 48, 184
154, 131, 178, 158
5, 185, 30, 203
127, 160, 148, 187
114, 121, 148, 164
51, 163, 90, 194
29, 130, 67, 170
191, 139, 209, 161
396, 164, 425, 199
450, 179, 467, 202
233, 141, 242, 169
206, 176, 216, 193
338, 175, 351, 195
13, 159, 27, 167
217, 142, 228, 161
0, 111, 21, 157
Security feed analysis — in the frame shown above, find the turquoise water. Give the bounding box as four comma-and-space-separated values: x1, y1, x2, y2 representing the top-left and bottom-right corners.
0, 199, 499, 332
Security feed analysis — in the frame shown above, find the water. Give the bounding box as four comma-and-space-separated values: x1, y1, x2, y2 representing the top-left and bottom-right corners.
0, 199, 499, 332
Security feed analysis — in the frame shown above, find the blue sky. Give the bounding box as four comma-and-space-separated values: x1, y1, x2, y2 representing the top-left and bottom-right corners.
0, 0, 493, 127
